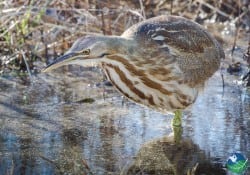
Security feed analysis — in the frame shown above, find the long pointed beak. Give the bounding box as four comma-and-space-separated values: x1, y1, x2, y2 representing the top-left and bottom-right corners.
42, 52, 77, 72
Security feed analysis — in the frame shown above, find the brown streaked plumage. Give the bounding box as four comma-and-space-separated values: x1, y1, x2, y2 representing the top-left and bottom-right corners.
42, 15, 224, 125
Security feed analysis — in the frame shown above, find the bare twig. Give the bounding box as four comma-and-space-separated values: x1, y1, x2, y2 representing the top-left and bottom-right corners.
101, 10, 106, 35
20, 50, 32, 79
243, 35, 250, 65
39, 154, 61, 171
195, 0, 232, 19
231, 27, 239, 62
139, 0, 146, 20
170, 0, 173, 15
0, 20, 20, 38
127, 9, 144, 20
82, 159, 94, 175
220, 70, 225, 95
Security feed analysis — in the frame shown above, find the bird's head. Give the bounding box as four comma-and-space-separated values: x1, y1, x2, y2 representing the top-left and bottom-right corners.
42, 35, 118, 72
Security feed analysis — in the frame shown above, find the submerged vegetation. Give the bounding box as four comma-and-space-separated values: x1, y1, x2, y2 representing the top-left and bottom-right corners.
0, 0, 249, 84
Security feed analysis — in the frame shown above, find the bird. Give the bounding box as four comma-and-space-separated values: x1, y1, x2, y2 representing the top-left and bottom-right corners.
43, 15, 225, 127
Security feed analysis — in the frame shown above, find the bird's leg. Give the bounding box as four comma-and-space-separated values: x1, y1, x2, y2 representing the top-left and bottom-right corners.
172, 110, 182, 127
172, 125, 183, 144
171, 110, 183, 144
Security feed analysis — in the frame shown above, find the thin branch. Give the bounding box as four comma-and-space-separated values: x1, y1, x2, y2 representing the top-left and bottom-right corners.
127, 9, 145, 20
220, 71, 225, 95
139, 0, 146, 20
231, 27, 239, 62
82, 159, 94, 175
38, 154, 62, 172
195, 0, 232, 19
170, 0, 173, 15
0, 20, 20, 38
20, 50, 32, 79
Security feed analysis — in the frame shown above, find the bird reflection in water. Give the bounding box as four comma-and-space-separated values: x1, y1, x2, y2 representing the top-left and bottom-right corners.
122, 135, 226, 175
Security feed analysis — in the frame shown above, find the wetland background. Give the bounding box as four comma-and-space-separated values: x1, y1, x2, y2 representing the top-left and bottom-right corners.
0, 0, 250, 174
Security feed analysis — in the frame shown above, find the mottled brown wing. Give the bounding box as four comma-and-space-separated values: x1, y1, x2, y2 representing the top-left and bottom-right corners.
122, 15, 224, 86
122, 15, 223, 58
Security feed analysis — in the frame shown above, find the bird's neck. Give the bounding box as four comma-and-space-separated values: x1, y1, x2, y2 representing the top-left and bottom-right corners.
103, 36, 137, 56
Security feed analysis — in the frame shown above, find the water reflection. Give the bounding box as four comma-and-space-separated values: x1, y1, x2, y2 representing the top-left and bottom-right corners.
123, 135, 226, 175
0, 68, 249, 174
184, 73, 250, 161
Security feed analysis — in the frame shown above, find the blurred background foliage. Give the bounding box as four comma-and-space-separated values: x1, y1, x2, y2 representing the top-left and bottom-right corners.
0, 0, 249, 75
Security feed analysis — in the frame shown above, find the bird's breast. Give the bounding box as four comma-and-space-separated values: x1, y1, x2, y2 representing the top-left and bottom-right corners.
101, 56, 198, 113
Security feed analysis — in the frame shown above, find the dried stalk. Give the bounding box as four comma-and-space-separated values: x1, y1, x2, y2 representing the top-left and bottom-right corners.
20, 50, 32, 79
39, 154, 62, 172
139, 0, 146, 20
195, 0, 232, 19
231, 27, 239, 62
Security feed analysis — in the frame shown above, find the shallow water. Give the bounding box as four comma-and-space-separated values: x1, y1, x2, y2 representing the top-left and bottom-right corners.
0, 62, 250, 174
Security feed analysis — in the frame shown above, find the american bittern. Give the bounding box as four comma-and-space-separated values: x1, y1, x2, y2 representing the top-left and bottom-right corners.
43, 15, 224, 127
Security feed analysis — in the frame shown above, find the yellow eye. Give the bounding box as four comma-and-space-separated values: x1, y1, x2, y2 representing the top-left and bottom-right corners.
81, 49, 90, 55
